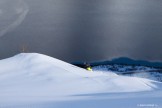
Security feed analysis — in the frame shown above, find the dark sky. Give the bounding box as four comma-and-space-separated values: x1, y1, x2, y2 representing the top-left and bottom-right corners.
0, 0, 162, 62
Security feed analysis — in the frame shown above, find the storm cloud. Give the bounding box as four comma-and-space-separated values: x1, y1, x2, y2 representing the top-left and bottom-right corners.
0, 0, 29, 37
0, 0, 162, 62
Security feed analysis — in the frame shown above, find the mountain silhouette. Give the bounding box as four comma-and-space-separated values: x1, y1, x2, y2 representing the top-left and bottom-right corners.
72, 57, 162, 68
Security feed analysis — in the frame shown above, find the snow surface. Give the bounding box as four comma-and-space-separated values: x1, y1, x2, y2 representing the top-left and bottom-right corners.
0, 53, 162, 108
93, 65, 162, 82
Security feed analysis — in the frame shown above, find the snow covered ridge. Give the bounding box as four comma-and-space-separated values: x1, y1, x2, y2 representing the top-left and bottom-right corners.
92, 64, 157, 72
0, 53, 162, 108
93, 64, 162, 82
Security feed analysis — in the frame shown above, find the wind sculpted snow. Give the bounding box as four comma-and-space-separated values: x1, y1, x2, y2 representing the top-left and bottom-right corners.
0, 53, 162, 108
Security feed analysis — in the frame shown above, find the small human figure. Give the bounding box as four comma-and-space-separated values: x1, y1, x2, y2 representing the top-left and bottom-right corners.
84, 62, 92, 71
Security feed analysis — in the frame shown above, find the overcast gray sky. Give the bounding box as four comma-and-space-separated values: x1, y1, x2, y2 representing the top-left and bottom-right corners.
0, 0, 162, 62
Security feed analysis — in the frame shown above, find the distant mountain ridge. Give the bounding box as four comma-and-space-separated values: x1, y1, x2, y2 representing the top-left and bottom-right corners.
72, 57, 162, 68
91, 57, 162, 68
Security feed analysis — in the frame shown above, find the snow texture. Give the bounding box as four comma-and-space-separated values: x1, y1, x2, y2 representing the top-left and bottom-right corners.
0, 53, 162, 108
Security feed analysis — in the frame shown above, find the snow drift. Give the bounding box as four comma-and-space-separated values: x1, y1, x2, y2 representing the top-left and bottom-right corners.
0, 53, 161, 107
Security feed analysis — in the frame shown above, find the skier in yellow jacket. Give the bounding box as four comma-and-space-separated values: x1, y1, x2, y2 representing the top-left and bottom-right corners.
84, 62, 93, 71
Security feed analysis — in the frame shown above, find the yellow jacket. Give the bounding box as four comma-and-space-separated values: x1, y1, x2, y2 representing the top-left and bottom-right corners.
86, 67, 92, 71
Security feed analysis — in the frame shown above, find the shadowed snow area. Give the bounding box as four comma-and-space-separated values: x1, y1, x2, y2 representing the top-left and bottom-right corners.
0, 53, 162, 108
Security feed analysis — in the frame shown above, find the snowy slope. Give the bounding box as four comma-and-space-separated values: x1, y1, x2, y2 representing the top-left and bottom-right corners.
0, 53, 162, 108
93, 64, 162, 82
